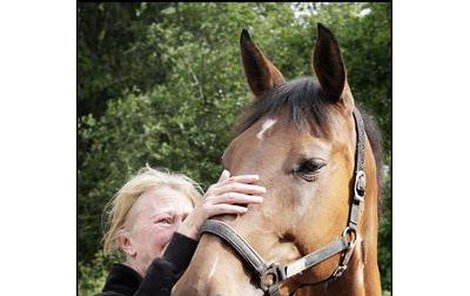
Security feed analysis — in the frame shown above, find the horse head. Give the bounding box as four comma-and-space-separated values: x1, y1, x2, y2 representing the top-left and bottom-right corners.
172, 23, 382, 296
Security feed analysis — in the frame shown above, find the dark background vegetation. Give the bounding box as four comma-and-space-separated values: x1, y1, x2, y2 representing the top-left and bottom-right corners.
78, 3, 391, 295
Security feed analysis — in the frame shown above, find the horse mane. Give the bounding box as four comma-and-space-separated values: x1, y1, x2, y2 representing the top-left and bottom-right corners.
232, 77, 384, 217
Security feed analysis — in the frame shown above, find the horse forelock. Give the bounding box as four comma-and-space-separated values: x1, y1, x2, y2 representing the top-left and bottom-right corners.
232, 77, 333, 140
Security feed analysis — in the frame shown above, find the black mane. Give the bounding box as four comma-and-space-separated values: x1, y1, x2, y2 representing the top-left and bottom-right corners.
233, 78, 332, 138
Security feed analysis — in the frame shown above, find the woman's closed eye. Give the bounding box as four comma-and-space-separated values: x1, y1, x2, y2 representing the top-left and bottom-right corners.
155, 216, 173, 225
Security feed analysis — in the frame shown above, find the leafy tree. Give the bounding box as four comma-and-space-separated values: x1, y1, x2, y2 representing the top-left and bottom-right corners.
78, 2, 173, 118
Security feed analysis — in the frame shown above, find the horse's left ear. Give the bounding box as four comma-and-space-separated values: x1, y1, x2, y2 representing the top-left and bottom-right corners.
312, 23, 353, 108
240, 29, 286, 100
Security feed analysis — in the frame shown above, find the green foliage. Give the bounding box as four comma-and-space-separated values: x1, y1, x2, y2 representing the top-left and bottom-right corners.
79, 2, 391, 292
78, 3, 174, 117
78, 251, 117, 296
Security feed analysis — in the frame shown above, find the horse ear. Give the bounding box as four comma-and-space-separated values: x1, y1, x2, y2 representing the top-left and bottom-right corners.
312, 23, 348, 104
240, 29, 285, 100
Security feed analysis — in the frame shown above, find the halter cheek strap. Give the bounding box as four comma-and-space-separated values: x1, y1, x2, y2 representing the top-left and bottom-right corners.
201, 108, 366, 296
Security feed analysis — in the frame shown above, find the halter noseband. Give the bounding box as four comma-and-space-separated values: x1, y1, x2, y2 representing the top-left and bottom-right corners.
201, 108, 366, 296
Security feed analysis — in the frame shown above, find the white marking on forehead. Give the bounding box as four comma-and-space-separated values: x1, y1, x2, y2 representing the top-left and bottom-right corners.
256, 118, 277, 140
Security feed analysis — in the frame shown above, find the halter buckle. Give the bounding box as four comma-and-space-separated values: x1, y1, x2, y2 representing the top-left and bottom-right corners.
260, 263, 285, 292
332, 264, 348, 278
354, 170, 366, 202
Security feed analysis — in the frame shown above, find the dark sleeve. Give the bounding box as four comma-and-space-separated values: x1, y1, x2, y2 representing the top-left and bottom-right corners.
133, 233, 198, 296
162, 232, 199, 277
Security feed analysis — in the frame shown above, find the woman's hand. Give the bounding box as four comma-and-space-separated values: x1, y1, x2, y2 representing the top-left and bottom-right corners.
177, 170, 266, 240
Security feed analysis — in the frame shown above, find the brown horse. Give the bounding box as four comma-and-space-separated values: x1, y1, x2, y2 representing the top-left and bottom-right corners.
173, 23, 383, 296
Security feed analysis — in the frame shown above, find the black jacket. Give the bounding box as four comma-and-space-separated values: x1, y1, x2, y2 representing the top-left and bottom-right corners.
100, 232, 198, 296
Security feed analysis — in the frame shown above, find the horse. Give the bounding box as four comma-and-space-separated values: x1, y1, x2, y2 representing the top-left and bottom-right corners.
172, 23, 384, 296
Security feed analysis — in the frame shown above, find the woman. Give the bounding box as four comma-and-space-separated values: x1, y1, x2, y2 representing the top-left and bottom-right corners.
100, 166, 266, 296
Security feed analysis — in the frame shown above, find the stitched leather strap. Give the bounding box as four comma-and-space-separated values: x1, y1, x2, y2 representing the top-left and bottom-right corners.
201, 220, 269, 277
284, 236, 349, 278
348, 108, 366, 230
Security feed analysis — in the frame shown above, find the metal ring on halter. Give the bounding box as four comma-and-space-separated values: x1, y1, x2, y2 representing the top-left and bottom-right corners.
342, 226, 357, 250
260, 263, 284, 292
332, 264, 348, 278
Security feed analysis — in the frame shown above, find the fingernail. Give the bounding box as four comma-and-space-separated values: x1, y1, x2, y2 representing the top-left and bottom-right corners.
254, 196, 263, 202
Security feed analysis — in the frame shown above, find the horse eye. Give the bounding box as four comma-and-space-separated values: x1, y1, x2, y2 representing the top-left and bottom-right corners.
294, 158, 327, 181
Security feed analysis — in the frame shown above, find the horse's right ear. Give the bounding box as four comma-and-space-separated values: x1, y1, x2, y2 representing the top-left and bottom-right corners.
312, 23, 347, 103
240, 29, 285, 100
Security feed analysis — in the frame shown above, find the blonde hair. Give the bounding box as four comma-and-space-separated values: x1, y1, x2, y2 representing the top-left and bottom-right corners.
101, 165, 203, 257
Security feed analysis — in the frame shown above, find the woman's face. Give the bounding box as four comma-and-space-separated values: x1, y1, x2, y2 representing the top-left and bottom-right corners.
125, 186, 194, 271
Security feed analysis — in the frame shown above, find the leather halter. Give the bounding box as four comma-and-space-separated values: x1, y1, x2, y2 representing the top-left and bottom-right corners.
201, 108, 366, 296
